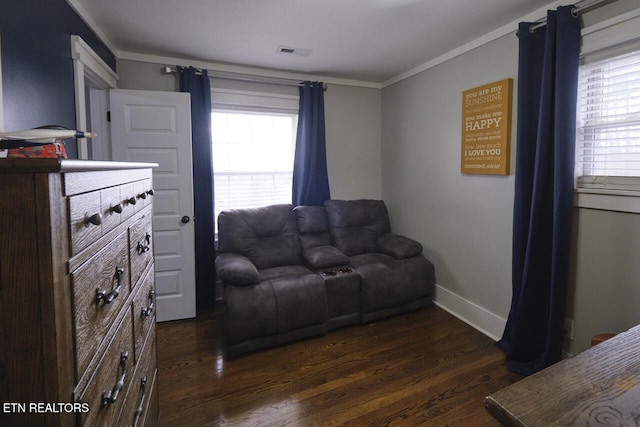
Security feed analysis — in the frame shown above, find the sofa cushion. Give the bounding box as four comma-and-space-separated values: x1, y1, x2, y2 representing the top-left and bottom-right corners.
294, 205, 332, 249
356, 256, 434, 317
324, 200, 392, 256
218, 204, 302, 270
270, 274, 328, 334
349, 252, 395, 267
294, 205, 329, 234
302, 246, 350, 269
377, 233, 423, 259
258, 265, 314, 282
225, 282, 279, 345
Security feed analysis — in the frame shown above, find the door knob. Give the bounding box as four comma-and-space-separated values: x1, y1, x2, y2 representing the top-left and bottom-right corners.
181, 216, 191, 224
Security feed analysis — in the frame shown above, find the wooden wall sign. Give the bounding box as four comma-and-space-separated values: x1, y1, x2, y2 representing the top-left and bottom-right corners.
461, 78, 512, 175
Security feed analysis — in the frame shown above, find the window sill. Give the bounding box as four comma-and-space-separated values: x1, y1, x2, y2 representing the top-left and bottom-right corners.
574, 188, 640, 214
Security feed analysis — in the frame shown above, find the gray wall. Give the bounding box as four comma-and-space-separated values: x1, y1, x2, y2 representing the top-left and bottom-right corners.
382, 33, 517, 325
325, 84, 382, 200
568, 208, 640, 354
116, 59, 382, 200
381, 2, 640, 355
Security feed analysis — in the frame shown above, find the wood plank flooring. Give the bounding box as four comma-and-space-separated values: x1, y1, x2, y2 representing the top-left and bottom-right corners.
156, 304, 523, 426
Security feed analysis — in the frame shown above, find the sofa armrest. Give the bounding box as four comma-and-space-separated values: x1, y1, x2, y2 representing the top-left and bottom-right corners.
215, 253, 260, 286
302, 245, 350, 269
376, 233, 423, 259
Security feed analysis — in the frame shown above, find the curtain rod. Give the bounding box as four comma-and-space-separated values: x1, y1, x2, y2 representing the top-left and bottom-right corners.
161, 66, 327, 90
527, 0, 618, 33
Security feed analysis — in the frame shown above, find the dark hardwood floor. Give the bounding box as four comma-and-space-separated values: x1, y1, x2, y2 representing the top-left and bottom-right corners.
156, 304, 523, 426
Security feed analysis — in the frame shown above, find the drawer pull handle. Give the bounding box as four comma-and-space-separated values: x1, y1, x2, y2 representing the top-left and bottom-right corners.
146, 189, 154, 196
137, 233, 152, 254
129, 376, 147, 427
127, 197, 137, 206
109, 203, 123, 214
141, 290, 156, 319
137, 192, 147, 200
96, 267, 125, 305
84, 212, 102, 227
102, 351, 129, 407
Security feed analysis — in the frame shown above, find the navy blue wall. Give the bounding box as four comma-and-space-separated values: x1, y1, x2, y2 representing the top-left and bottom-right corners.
0, 0, 115, 158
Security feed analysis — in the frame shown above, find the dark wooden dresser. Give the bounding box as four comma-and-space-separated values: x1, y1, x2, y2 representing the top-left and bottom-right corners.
485, 323, 640, 426
0, 159, 159, 427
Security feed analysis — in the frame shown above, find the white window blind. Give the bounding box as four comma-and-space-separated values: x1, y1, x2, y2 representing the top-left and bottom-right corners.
211, 109, 297, 231
576, 48, 640, 188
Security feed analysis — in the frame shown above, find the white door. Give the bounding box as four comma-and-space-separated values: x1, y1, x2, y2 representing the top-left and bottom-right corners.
110, 89, 196, 321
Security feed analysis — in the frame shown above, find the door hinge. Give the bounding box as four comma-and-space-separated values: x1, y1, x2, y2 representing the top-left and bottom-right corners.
107, 111, 111, 122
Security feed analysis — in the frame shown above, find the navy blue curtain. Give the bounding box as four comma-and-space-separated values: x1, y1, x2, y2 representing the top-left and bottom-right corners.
178, 66, 216, 309
496, 6, 581, 375
292, 81, 331, 206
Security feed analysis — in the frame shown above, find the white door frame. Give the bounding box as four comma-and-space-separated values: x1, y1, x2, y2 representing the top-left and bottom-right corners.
71, 35, 118, 159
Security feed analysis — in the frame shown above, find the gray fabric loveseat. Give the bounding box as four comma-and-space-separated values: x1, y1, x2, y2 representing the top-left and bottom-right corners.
215, 199, 436, 357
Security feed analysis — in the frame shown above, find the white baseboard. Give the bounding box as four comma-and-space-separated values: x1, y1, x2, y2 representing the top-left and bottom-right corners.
433, 285, 507, 342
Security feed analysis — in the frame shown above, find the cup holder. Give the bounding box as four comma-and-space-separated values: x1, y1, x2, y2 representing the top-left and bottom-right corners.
322, 267, 353, 276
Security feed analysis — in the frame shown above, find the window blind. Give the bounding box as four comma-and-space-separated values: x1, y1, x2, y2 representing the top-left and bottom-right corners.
576, 48, 640, 186
214, 171, 292, 221
211, 102, 297, 233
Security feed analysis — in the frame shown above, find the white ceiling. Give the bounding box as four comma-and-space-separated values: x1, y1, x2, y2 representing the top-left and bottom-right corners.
71, 0, 558, 85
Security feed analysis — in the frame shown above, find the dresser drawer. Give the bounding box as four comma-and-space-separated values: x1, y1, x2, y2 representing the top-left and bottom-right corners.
69, 190, 103, 255
134, 179, 153, 211
101, 185, 124, 236
119, 370, 159, 427
121, 182, 138, 221
117, 333, 158, 427
129, 209, 154, 288
77, 310, 135, 427
143, 370, 160, 427
142, 373, 159, 427
68, 184, 139, 256
69, 179, 153, 256
71, 231, 131, 377
132, 265, 156, 362
119, 179, 153, 220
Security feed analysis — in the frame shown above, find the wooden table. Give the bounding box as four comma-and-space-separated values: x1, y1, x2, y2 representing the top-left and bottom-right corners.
485, 324, 640, 426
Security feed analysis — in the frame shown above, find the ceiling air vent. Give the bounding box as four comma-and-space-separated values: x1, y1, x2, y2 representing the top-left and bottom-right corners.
277, 46, 312, 57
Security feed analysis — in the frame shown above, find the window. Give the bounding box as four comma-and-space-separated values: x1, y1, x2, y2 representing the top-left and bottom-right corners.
572, 10, 640, 213
576, 48, 640, 189
212, 110, 297, 230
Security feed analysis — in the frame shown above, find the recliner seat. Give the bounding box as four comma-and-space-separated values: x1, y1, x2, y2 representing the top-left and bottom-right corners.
324, 200, 435, 323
